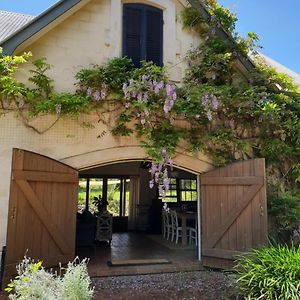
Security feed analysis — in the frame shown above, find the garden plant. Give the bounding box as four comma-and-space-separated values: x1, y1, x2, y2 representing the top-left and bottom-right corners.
5, 257, 94, 300
235, 244, 300, 299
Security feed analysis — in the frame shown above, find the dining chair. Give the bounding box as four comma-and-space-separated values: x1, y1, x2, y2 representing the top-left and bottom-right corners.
188, 220, 198, 246
162, 209, 172, 240
170, 210, 183, 244
96, 211, 113, 244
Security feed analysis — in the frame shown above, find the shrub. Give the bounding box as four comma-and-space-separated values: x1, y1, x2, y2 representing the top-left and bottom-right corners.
268, 191, 300, 242
235, 245, 300, 300
6, 257, 94, 300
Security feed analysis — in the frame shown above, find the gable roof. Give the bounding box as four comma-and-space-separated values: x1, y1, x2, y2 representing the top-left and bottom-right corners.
0, 10, 34, 43
1, 0, 299, 84
0, 0, 256, 72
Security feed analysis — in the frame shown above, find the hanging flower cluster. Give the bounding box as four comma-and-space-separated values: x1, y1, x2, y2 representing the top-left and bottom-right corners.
164, 84, 177, 115
122, 75, 177, 118
79, 84, 107, 102
87, 85, 107, 102
201, 93, 219, 121
149, 149, 174, 196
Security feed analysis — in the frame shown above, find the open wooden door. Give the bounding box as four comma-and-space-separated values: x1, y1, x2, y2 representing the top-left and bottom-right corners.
3, 149, 78, 283
200, 158, 267, 269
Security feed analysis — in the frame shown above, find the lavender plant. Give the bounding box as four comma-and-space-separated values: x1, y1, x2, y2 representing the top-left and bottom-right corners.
5, 257, 94, 300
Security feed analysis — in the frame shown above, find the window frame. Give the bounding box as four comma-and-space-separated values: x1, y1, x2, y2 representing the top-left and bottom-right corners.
78, 175, 130, 217
163, 178, 198, 203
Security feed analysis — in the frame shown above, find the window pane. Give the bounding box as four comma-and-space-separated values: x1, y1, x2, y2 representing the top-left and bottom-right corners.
192, 191, 197, 201
89, 179, 103, 214
107, 179, 121, 216
191, 180, 197, 190
163, 197, 177, 203
181, 179, 192, 190
180, 185, 198, 202
170, 178, 177, 185
124, 179, 130, 217
181, 191, 185, 202
78, 178, 87, 213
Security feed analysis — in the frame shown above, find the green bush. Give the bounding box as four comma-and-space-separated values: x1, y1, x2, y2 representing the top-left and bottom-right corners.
268, 191, 300, 242
235, 245, 300, 300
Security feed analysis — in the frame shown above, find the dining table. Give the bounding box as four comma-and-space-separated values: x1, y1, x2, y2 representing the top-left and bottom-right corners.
177, 211, 197, 246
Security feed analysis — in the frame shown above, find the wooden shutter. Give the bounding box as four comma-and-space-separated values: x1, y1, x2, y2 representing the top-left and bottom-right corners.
123, 4, 163, 67
200, 158, 267, 269
3, 149, 78, 284
146, 7, 163, 66
123, 4, 143, 67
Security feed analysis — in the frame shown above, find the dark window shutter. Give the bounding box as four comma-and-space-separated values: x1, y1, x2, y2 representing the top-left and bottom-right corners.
123, 5, 143, 67
146, 8, 163, 66
123, 4, 163, 67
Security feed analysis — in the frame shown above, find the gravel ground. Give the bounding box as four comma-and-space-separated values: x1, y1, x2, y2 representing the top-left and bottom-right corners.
93, 271, 240, 300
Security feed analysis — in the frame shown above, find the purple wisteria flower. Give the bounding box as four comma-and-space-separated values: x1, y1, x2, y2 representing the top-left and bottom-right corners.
55, 104, 62, 115
101, 89, 107, 99
164, 84, 177, 115
149, 179, 155, 189
202, 93, 219, 121
211, 95, 219, 110
87, 87, 93, 97
137, 92, 143, 102
143, 93, 149, 102
207, 110, 212, 121
93, 90, 101, 102
18, 99, 25, 109
202, 94, 209, 108
149, 149, 173, 195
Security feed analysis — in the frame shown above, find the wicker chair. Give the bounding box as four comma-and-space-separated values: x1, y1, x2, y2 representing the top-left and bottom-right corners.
96, 211, 113, 244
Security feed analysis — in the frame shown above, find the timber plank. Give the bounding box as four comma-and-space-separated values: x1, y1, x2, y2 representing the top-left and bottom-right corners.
207, 184, 263, 249
15, 180, 71, 254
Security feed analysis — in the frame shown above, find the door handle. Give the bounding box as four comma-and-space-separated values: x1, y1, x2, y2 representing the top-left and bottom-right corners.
260, 205, 264, 217
11, 207, 17, 221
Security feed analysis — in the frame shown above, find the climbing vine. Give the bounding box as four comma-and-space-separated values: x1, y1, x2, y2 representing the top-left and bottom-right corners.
0, 0, 300, 199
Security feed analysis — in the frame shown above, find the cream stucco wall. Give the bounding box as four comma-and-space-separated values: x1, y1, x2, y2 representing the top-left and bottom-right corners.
17, 0, 201, 91
0, 0, 206, 262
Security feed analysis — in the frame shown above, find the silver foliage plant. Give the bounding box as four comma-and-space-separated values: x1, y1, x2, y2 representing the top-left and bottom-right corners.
6, 256, 94, 300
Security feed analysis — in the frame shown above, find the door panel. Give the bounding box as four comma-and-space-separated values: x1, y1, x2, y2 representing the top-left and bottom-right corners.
4, 149, 78, 283
200, 158, 267, 269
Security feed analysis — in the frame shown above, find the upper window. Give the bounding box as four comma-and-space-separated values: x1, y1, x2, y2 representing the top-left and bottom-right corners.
122, 3, 163, 67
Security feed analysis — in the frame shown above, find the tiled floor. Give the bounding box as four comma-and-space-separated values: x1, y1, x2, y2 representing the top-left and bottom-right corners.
77, 232, 203, 277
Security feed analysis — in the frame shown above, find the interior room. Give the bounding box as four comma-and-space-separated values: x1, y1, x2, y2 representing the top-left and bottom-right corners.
75, 161, 201, 276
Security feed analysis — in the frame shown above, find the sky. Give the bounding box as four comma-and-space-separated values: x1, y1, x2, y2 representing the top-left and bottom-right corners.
0, 0, 299, 74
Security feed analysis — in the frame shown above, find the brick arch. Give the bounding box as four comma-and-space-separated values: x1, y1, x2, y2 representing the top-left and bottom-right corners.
60, 145, 213, 174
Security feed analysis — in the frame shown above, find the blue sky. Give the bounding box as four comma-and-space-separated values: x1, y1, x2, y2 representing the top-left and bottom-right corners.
0, 0, 299, 73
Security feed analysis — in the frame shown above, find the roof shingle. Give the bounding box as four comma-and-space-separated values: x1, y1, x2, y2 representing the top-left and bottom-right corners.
0, 10, 34, 43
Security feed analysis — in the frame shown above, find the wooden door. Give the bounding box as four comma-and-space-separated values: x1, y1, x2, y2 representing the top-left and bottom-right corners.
200, 158, 267, 269
4, 149, 78, 282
